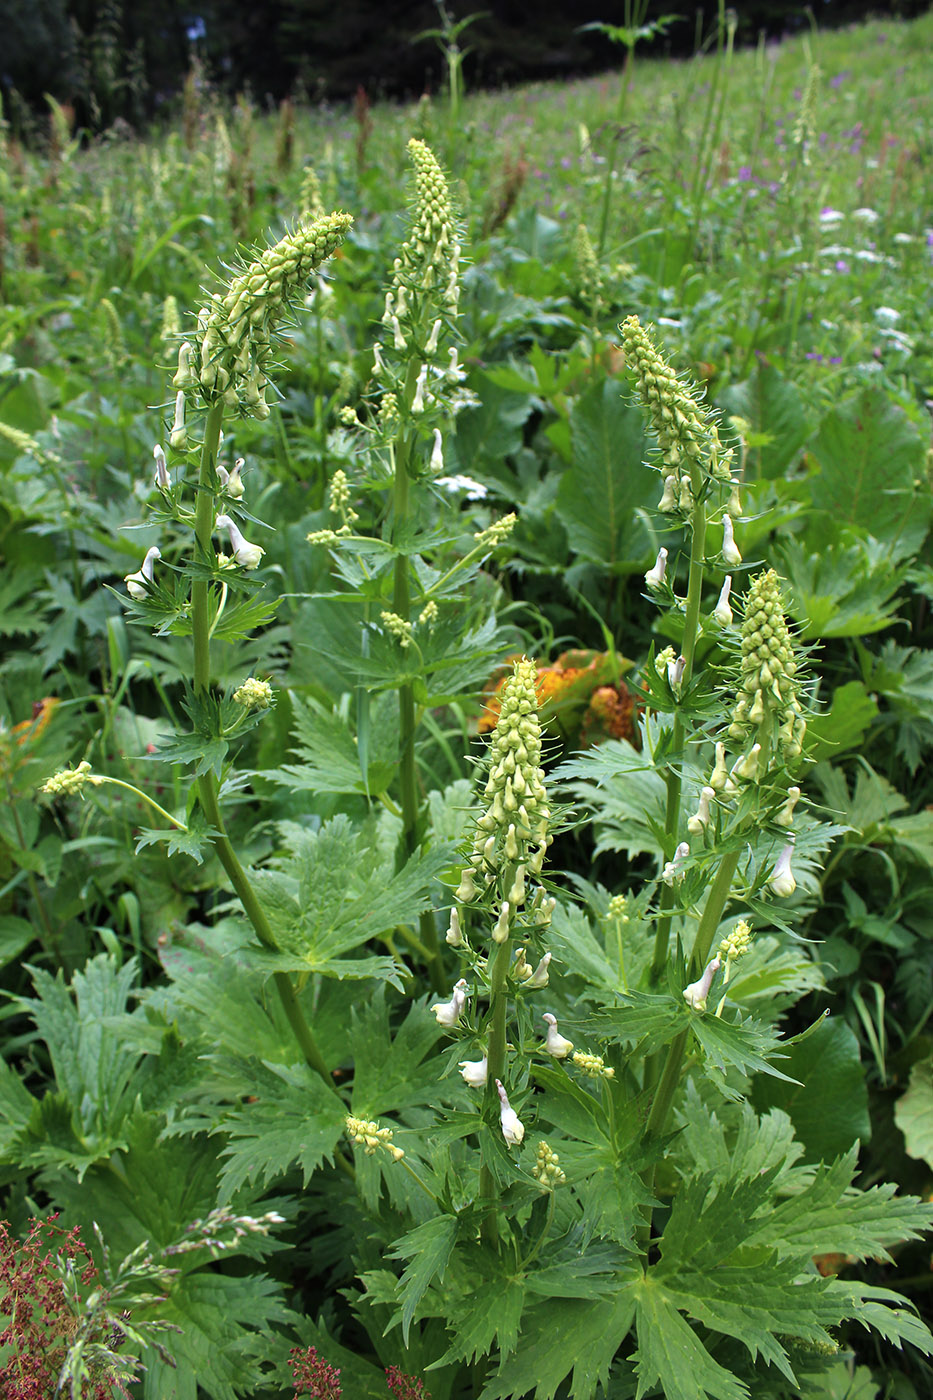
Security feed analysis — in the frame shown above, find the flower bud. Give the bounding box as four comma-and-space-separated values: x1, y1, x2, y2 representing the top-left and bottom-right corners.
661, 840, 690, 885
153, 444, 170, 491
776, 786, 801, 828
658, 474, 678, 512
169, 390, 188, 451
430, 429, 444, 474
445, 906, 463, 947
686, 785, 716, 836
525, 952, 551, 989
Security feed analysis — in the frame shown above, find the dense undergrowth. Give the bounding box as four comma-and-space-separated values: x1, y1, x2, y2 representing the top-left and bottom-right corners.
2, 10, 933, 1399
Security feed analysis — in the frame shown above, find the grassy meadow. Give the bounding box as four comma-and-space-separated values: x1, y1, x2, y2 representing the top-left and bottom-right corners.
2, 9, 933, 1399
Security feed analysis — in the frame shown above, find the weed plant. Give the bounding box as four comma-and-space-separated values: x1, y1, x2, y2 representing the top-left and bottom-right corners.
1, 10, 933, 1398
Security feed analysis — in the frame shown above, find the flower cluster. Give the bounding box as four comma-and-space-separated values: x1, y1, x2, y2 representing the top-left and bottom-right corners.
0, 1215, 115, 1400
41, 760, 103, 797
479, 649, 639, 752
191, 212, 353, 419
233, 677, 273, 710
620, 315, 732, 512
345, 1115, 405, 1162
455, 658, 552, 931
727, 569, 807, 761
532, 1140, 566, 1190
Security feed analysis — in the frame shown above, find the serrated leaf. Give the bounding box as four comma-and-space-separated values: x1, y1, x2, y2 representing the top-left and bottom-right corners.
894, 1055, 933, 1168
479, 1290, 637, 1400
433, 1276, 525, 1366
387, 1214, 460, 1345
212, 1060, 346, 1201
556, 379, 655, 571
751, 1017, 869, 1161
808, 386, 929, 546
690, 1011, 797, 1092
632, 1275, 748, 1400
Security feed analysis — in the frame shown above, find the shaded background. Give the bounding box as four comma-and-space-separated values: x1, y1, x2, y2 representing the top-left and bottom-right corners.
3, 0, 933, 133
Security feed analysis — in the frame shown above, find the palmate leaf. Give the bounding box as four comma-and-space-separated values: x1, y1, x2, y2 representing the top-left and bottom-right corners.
894, 1055, 933, 1169
556, 378, 656, 573
244, 815, 451, 981
350, 993, 447, 1118
432, 1276, 525, 1367
209, 1059, 347, 1202
387, 1214, 460, 1345
751, 1017, 870, 1162
478, 1289, 638, 1400
745, 1147, 933, 1263
265, 692, 396, 796
631, 1276, 748, 1400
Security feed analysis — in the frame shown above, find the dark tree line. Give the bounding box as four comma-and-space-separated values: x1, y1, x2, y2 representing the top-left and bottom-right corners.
3, 0, 930, 135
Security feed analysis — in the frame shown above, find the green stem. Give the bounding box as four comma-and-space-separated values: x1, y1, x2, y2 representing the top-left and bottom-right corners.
97, 777, 188, 831
392, 361, 445, 994
190, 402, 335, 1093
479, 933, 512, 1246
649, 482, 707, 984
5, 776, 61, 963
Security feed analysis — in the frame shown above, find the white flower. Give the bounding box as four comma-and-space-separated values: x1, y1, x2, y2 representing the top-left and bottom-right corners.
731, 742, 761, 783
445, 906, 463, 947
218, 459, 245, 499
525, 952, 551, 989
372, 343, 385, 374
713, 575, 733, 626
412, 363, 428, 414
542, 1012, 574, 1059
658, 474, 678, 511
215, 514, 264, 569
391, 315, 406, 350
125, 545, 161, 599
495, 1079, 525, 1146
459, 1055, 487, 1087
430, 429, 444, 474
874, 306, 900, 326
169, 390, 188, 451
769, 838, 797, 898
686, 785, 716, 836
661, 840, 691, 886
667, 653, 686, 691
425, 318, 442, 354
493, 901, 511, 943
852, 206, 879, 224
721, 513, 742, 566
431, 978, 469, 1028
153, 444, 170, 491
435, 473, 487, 500
645, 547, 668, 591
819, 207, 845, 226
683, 955, 722, 1013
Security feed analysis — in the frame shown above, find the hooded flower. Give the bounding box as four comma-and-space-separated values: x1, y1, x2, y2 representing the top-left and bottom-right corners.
683, 955, 722, 1013
215, 514, 264, 569
431, 978, 469, 1028
495, 1079, 525, 1146
125, 545, 162, 599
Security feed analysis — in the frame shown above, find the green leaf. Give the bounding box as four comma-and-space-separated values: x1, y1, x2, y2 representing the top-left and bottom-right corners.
751, 1017, 870, 1162
690, 1012, 797, 1095
778, 533, 906, 640
387, 1214, 460, 1345
266, 692, 395, 796
479, 1290, 637, 1400
632, 1275, 748, 1400
243, 815, 450, 981
555, 739, 668, 860
433, 1275, 525, 1366
894, 1056, 933, 1168
745, 1149, 933, 1263
211, 1060, 347, 1201
585, 991, 686, 1055
718, 359, 815, 479
804, 681, 879, 763
0, 914, 36, 967
808, 386, 930, 547
556, 379, 656, 572
350, 994, 446, 1118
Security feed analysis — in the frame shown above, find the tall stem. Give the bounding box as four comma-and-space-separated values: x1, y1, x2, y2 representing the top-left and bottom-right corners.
478, 934, 512, 1247
649, 480, 707, 984
392, 361, 445, 994
191, 403, 334, 1091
